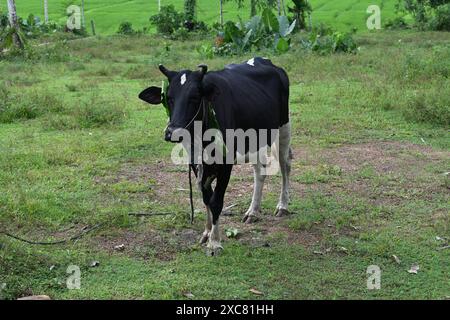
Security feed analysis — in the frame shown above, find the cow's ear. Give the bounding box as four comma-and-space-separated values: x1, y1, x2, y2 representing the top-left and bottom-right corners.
139, 86, 162, 104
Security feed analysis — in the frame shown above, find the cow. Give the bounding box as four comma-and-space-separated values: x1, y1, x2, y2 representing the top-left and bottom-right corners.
139, 57, 292, 255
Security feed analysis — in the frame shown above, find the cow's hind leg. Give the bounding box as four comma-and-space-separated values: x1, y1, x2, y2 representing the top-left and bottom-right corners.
243, 162, 266, 224
275, 122, 292, 217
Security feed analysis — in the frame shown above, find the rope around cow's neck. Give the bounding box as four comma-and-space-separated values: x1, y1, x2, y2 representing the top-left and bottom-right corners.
186, 98, 208, 224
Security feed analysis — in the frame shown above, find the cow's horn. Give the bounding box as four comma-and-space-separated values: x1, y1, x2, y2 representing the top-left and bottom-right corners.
198, 64, 208, 75
158, 64, 176, 80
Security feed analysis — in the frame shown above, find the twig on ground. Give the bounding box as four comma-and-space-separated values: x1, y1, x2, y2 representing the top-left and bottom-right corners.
128, 212, 175, 217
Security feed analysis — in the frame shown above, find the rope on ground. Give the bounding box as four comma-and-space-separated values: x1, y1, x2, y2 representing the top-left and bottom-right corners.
0, 223, 104, 246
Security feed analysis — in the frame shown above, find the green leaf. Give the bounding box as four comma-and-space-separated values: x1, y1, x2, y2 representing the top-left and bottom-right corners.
225, 228, 239, 238
262, 8, 279, 33
276, 37, 290, 54
278, 16, 296, 37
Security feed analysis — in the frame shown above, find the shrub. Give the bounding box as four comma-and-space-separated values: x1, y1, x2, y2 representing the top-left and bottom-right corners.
397, 0, 450, 30
384, 16, 409, 29
71, 94, 127, 128
0, 87, 65, 123
214, 9, 296, 56
300, 26, 358, 55
428, 4, 450, 31
117, 21, 136, 35
150, 5, 184, 35
404, 90, 450, 126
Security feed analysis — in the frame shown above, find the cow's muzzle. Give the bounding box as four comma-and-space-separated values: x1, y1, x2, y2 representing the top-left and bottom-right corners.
164, 126, 183, 143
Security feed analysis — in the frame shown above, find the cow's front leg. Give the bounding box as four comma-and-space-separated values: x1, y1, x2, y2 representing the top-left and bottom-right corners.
198, 166, 214, 244
206, 165, 232, 256
199, 206, 212, 244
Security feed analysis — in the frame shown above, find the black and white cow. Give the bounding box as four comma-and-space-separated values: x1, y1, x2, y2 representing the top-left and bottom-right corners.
139, 57, 292, 255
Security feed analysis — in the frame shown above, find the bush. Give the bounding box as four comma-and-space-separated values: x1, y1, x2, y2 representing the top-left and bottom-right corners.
150, 5, 184, 35
117, 21, 136, 35
428, 4, 450, 31
300, 26, 358, 55
397, 0, 450, 30
150, 5, 208, 37
404, 90, 450, 126
72, 100, 126, 128
384, 16, 410, 30
0, 87, 65, 123
214, 9, 296, 56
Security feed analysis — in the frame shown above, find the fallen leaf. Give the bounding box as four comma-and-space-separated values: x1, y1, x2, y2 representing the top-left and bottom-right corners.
408, 264, 420, 274
313, 250, 324, 255
435, 236, 444, 241
338, 246, 348, 254
249, 288, 264, 296
392, 255, 401, 265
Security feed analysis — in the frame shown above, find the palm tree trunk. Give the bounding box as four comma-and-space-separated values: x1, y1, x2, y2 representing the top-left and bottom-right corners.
44, 0, 49, 23
7, 0, 24, 49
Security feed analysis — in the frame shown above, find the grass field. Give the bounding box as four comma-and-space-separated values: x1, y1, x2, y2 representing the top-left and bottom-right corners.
1, 0, 449, 300
0, 27, 449, 299
0, 0, 401, 34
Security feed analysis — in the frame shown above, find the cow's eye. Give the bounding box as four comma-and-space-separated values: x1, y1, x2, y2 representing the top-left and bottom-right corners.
167, 97, 174, 105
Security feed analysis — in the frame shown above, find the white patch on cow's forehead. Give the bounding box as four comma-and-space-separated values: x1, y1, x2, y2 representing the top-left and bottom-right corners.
180, 73, 187, 85
247, 58, 255, 66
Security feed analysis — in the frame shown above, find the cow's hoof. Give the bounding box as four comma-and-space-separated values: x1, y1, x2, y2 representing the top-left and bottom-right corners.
275, 208, 290, 217
206, 241, 223, 257
242, 214, 259, 224
199, 233, 209, 244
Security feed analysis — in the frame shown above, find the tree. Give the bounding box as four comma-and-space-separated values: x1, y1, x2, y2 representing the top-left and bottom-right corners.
248, 0, 278, 17
287, 0, 312, 30
397, 0, 450, 30
6, 0, 24, 49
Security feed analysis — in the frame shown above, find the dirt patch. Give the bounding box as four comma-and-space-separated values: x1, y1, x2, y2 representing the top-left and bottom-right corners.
92, 226, 199, 261
94, 141, 448, 257
318, 141, 447, 175
290, 141, 449, 206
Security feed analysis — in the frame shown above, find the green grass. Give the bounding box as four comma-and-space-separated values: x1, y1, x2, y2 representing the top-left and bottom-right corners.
0, 28, 449, 299
0, 0, 401, 35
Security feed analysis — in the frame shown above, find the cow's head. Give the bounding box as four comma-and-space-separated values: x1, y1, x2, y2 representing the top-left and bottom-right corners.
139, 64, 208, 142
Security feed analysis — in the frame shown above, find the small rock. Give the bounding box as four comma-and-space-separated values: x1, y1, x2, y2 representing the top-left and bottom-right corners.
183, 292, 195, 299
114, 244, 125, 251
408, 264, 420, 274
90, 261, 100, 267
